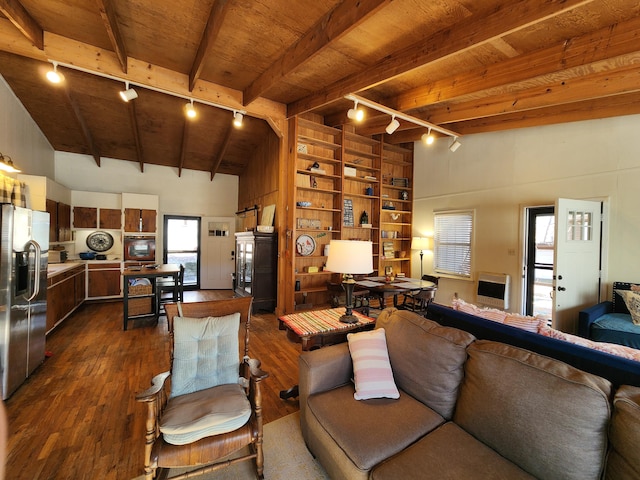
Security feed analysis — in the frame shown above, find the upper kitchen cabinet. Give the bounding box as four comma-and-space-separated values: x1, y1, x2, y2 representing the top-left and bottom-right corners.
73, 206, 97, 228
46, 199, 71, 242
124, 208, 156, 233
99, 208, 121, 230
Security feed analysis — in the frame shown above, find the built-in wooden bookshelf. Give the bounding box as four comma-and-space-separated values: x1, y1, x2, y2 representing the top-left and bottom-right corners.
289, 114, 414, 312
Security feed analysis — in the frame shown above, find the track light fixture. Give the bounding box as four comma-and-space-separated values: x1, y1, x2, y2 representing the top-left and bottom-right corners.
185, 99, 197, 119
347, 101, 364, 122
385, 115, 400, 135
119, 81, 138, 102
46, 62, 62, 84
449, 137, 462, 152
233, 111, 243, 127
0, 153, 21, 173
422, 128, 435, 145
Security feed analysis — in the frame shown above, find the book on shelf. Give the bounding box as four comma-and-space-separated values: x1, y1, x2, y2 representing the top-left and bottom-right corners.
363, 175, 377, 181
309, 167, 326, 175
361, 223, 372, 229
383, 241, 395, 258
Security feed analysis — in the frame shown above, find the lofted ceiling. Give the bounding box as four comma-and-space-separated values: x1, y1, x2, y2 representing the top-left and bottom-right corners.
1, 0, 640, 178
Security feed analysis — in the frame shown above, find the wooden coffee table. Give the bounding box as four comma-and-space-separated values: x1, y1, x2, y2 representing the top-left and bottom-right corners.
278, 307, 375, 398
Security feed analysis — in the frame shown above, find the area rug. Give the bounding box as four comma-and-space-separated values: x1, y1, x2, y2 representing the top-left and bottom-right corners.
131, 411, 329, 480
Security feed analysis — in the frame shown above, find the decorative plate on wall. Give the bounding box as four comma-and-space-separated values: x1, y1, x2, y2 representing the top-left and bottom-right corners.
296, 234, 316, 256
86, 231, 114, 252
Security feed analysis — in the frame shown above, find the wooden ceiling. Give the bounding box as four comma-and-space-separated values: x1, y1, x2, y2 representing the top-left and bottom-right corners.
1, 0, 640, 177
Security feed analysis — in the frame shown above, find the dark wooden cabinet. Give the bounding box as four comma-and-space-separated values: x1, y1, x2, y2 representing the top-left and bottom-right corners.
124, 208, 156, 233
235, 232, 277, 312
46, 265, 85, 333
46, 199, 58, 242
73, 206, 97, 228
99, 208, 122, 229
87, 263, 122, 298
46, 200, 71, 242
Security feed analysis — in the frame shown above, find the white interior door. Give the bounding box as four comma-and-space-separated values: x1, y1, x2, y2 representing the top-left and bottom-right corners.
200, 217, 235, 289
552, 198, 602, 333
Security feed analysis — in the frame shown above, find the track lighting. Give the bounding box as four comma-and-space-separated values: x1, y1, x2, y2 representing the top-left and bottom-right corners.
385, 115, 400, 135
119, 82, 138, 102
347, 101, 364, 122
0, 153, 20, 173
46, 62, 62, 84
422, 128, 435, 145
449, 137, 462, 152
233, 111, 243, 127
185, 99, 197, 119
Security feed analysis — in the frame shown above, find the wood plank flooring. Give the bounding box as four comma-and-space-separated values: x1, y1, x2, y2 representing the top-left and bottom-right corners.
4, 291, 301, 480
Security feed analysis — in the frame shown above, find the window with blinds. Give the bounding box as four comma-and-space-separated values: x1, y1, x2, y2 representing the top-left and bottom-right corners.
434, 210, 474, 277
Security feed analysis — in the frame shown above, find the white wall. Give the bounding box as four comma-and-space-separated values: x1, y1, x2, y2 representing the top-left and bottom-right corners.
0, 76, 55, 178
413, 114, 640, 311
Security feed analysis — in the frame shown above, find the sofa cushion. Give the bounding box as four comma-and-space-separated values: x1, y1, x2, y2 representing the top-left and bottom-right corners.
347, 328, 399, 400
454, 340, 612, 480
307, 383, 444, 471
591, 313, 640, 348
375, 308, 475, 419
615, 290, 640, 325
371, 422, 535, 480
606, 385, 640, 479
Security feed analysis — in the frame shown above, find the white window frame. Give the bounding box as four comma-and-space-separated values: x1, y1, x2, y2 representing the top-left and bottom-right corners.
433, 209, 474, 278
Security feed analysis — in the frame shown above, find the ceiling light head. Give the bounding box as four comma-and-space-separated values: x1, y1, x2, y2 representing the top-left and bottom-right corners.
119, 82, 138, 102
0, 153, 21, 173
185, 99, 197, 119
385, 115, 400, 135
46, 62, 62, 84
347, 101, 364, 122
233, 111, 243, 127
449, 137, 462, 152
422, 128, 435, 145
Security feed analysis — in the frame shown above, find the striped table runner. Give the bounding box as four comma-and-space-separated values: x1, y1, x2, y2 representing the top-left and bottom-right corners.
280, 308, 375, 336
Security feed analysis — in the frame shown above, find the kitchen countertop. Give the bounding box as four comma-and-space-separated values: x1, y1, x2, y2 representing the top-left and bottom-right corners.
47, 262, 84, 277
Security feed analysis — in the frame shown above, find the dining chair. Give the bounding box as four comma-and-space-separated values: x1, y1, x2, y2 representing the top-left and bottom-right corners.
401, 274, 440, 312
156, 264, 184, 313
136, 297, 269, 480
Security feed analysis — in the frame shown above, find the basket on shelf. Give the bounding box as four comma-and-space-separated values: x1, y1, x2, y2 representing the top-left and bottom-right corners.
128, 284, 153, 296
128, 297, 153, 316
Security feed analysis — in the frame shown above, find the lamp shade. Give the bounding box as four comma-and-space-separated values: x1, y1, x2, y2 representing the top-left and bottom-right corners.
325, 240, 373, 274
411, 236, 432, 251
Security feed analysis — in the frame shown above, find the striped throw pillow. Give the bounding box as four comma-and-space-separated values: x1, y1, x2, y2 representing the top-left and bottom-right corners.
347, 328, 399, 400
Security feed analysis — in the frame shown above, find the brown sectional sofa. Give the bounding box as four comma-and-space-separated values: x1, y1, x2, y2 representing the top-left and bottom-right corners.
298, 307, 640, 480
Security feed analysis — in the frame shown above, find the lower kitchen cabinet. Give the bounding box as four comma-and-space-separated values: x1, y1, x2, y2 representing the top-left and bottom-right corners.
46, 265, 86, 333
87, 263, 122, 298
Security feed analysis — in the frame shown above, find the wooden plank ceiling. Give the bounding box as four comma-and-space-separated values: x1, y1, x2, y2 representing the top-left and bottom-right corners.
1, 0, 640, 176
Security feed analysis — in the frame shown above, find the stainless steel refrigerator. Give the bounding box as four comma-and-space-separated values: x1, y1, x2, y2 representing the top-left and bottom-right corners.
0, 204, 49, 399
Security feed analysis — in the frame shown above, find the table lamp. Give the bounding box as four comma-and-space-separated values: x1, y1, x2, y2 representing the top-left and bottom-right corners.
325, 240, 373, 323
411, 236, 432, 279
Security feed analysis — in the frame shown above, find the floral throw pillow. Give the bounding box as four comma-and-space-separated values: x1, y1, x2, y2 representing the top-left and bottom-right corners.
615, 290, 640, 325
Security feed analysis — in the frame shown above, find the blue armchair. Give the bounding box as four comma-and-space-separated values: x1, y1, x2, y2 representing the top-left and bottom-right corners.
578, 282, 640, 349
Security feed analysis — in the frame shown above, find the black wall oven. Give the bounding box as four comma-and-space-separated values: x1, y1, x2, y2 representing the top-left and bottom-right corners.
124, 236, 156, 262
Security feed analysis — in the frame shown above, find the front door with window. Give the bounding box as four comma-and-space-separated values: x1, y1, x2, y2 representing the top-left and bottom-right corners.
163, 216, 200, 288
201, 217, 235, 289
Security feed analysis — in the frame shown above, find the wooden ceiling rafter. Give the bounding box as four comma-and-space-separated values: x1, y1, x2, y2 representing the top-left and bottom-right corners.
390, 14, 640, 113
0, 0, 43, 49
178, 119, 190, 177
188, 0, 231, 92
286, 0, 595, 117
209, 125, 233, 181
126, 101, 144, 171
62, 82, 101, 166
242, 0, 392, 106
95, 0, 128, 73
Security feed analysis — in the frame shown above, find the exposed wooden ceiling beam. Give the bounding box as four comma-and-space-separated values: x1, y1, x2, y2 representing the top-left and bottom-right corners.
63, 84, 101, 166
95, 0, 128, 73
178, 120, 190, 177
391, 15, 640, 112
0, 0, 43, 49
243, 0, 391, 106
209, 125, 233, 181
189, 0, 231, 92
287, 0, 595, 117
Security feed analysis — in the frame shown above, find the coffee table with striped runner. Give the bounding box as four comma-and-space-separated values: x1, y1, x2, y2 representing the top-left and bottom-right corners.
278, 307, 376, 399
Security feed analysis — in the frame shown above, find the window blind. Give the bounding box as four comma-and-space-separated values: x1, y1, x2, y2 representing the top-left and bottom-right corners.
434, 210, 473, 277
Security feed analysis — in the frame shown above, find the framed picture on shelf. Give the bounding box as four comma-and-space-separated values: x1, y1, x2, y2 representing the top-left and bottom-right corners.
343, 199, 354, 227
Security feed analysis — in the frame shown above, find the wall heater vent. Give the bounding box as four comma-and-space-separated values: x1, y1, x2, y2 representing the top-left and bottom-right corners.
476, 272, 510, 310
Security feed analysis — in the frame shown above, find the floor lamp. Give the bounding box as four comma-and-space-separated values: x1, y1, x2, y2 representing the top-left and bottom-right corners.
325, 240, 373, 323
411, 237, 432, 279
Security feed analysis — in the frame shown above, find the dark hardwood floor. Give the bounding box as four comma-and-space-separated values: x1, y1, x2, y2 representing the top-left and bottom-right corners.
4, 291, 300, 480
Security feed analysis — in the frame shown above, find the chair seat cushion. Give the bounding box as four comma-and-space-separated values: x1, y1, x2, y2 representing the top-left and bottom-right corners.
160, 383, 252, 445
592, 313, 640, 348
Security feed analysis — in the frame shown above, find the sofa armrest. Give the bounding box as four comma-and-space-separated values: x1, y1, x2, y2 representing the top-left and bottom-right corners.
578, 301, 613, 338
298, 343, 352, 399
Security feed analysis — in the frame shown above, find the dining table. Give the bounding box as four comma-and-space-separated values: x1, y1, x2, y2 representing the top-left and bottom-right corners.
355, 276, 437, 309
122, 263, 181, 330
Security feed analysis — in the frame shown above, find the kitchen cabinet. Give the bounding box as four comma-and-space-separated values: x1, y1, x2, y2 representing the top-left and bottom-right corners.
99, 208, 121, 229
46, 264, 85, 333
73, 206, 97, 228
87, 262, 122, 298
124, 208, 156, 233
46, 199, 57, 242
46, 200, 71, 242
235, 232, 277, 312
